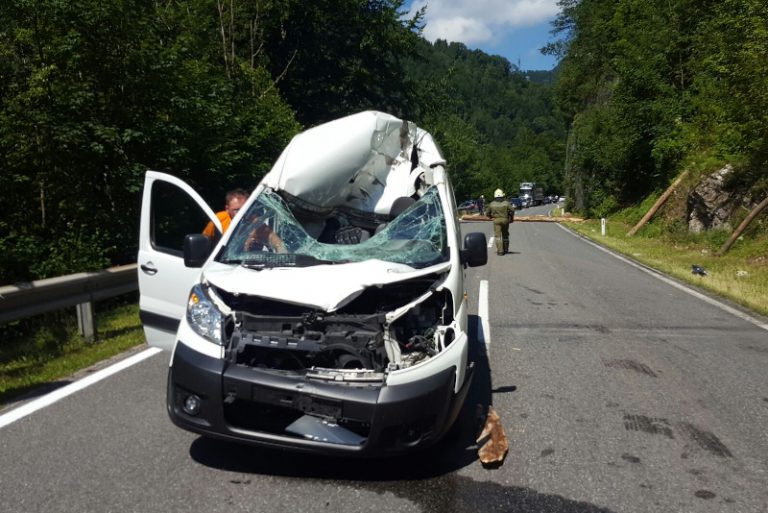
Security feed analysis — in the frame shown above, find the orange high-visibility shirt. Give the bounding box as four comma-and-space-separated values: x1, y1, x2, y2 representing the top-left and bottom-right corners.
203, 211, 232, 238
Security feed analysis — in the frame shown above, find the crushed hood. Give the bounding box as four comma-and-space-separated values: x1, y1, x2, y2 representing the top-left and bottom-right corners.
202, 260, 451, 312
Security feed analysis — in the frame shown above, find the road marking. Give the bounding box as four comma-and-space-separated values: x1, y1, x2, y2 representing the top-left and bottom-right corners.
487, 237, 495, 249
558, 224, 768, 332
478, 280, 491, 355
0, 347, 163, 429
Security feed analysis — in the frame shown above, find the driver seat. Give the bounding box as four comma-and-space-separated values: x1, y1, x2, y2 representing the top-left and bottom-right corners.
375, 196, 416, 234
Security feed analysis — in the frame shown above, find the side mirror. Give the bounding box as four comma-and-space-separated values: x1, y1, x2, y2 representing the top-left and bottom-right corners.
460, 232, 488, 267
184, 234, 213, 268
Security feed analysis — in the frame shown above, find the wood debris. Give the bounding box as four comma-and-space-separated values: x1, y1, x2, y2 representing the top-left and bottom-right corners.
460, 214, 492, 221
514, 216, 585, 223
476, 406, 509, 466
460, 214, 585, 222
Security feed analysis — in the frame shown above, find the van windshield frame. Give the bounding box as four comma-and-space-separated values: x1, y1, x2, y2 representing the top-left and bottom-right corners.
216, 186, 449, 269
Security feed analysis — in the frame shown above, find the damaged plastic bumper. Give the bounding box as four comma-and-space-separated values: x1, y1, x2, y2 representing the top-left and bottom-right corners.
167, 341, 474, 456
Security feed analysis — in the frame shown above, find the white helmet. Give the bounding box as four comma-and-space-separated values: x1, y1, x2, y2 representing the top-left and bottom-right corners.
494, 188, 504, 198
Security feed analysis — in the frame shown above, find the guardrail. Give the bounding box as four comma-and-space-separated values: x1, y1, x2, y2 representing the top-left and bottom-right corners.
0, 264, 138, 341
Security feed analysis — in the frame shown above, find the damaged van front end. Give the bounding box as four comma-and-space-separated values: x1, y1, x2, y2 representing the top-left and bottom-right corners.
138, 111, 487, 456
168, 264, 475, 455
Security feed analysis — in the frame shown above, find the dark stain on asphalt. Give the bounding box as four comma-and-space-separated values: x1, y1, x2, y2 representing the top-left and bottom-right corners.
541, 448, 555, 458
742, 344, 768, 354
623, 414, 675, 439
523, 286, 544, 295
491, 385, 517, 394
543, 393, 556, 400
676, 422, 732, 458
590, 325, 611, 334
623, 414, 732, 458
620, 453, 640, 464
191, 438, 622, 513
763, 397, 768, 403
603, 359, 657, 377
606, 401, 620, 408
355, 474, 621, 513
694, 490, 716, 500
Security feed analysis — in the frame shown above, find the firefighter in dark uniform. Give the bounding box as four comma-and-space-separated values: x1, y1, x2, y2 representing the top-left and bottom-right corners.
487, 188, 514, 255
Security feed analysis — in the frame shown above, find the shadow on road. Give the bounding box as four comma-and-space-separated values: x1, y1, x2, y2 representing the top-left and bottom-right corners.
190, 315, 495, 480
187, 314, 619, 513
0, 380, 73, 408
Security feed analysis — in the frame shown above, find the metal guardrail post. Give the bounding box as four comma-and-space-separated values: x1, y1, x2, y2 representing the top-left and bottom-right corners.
76, 302, 96, 342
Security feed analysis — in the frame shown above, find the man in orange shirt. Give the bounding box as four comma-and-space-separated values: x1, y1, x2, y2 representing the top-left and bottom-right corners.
203, 188, 248, 238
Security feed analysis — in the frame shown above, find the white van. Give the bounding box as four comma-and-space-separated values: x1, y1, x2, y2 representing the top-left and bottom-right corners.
137, 111, 487, 456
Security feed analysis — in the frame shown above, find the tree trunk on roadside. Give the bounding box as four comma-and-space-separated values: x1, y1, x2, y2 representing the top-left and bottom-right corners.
627, 171, 688, 236
716, 196, 768, 256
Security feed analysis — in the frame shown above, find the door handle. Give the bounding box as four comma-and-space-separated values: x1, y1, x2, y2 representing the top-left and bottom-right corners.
140, 263, 158, 275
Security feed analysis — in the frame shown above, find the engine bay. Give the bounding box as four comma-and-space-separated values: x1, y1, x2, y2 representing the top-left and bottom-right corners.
216, 275, 456, 377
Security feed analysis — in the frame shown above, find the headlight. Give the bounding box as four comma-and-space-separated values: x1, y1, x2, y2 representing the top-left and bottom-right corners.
186, 284, 223, 345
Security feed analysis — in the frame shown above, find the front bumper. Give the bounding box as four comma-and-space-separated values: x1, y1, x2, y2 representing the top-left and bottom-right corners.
167, 341, 474, 456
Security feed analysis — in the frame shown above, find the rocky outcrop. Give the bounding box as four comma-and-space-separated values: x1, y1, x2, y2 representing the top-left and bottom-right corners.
687, 165, 738, 233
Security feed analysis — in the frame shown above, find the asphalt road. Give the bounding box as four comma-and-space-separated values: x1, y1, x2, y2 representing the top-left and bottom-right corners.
2, 211, 767, 513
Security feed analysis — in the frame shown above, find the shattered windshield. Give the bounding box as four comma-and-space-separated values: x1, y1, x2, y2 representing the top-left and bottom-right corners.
217, 187, 448, 269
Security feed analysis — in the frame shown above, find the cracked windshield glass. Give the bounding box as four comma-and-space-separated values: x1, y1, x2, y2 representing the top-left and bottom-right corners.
217, 186, 449, 269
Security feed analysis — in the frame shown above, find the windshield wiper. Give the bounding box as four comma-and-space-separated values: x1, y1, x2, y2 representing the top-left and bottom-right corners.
238, 254, 343, 270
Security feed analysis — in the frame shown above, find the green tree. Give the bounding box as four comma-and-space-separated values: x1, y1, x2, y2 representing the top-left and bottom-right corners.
259, 0, 424, 126
547, 0, 707, 214
405, 39, 566, 200
689, 0, 768, 191
0, 0, 566, 284
0, 0, 299, 282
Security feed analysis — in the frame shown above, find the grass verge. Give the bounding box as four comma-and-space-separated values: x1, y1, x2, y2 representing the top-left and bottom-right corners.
0, 300, 145, 405
564, 218, 768, 317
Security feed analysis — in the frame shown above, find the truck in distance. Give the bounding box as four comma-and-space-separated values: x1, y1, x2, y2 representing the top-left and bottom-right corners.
519, 182, 544, 206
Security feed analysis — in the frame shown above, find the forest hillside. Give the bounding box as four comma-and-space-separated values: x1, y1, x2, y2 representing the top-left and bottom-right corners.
0, 0, 564, 283
547, 0, 767, 240
2, 0, 766, 284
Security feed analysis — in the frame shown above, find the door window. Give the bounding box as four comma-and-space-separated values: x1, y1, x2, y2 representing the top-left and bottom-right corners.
150, 180, 215, 256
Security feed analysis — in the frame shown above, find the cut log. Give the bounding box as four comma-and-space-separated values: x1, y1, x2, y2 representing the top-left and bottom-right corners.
628, 171, 688, 236
460, 215, 585, 223
716, 196, 768, 256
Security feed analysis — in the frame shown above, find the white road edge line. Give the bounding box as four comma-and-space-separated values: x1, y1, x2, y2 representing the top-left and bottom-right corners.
557, 223, 768, 332
478, 280, 491, 356
0, 347, 163, 430
487, 236, 495, 249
